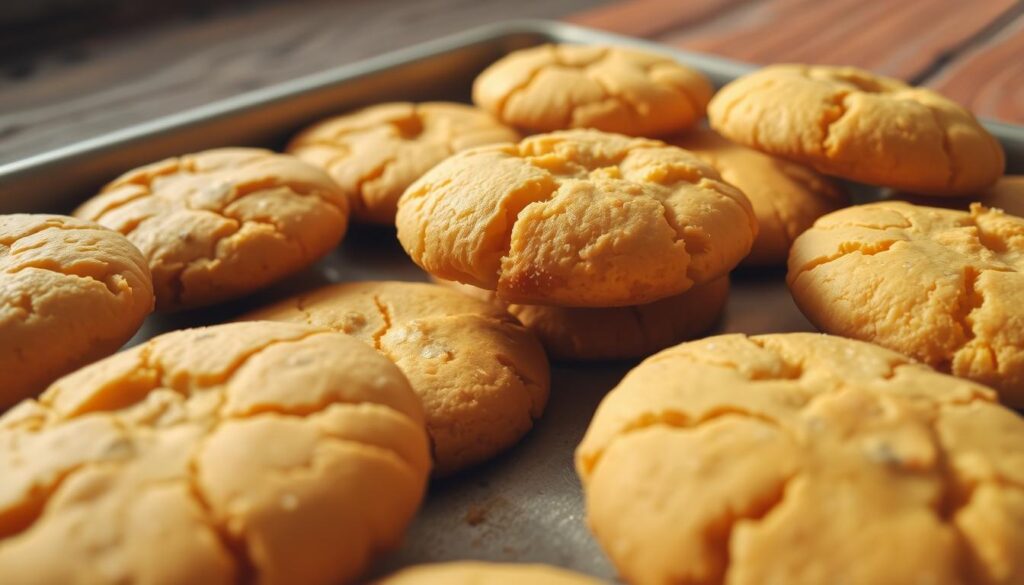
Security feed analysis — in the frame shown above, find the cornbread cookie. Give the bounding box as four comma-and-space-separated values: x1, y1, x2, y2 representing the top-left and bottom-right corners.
288, 102, 519, 224
396, 130, 756, 307
375, 562, 604, 584
473, 44, 713, 137
439, 276, 729, 361
899, 175, 1024, 218
577, 333, 1024, 585
788, 201, 1024, 406
75, 148, 349, 311
0, 321, 430, 585
242, 281, 549, 476
1, 214, 153, 409
674, 129, 847, 266
708, 65, 1005, 195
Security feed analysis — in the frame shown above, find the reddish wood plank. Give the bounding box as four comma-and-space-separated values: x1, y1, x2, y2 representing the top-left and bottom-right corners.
567, 0, 750, 39
926, 14, 1024, 123
570, 0, 1017, 82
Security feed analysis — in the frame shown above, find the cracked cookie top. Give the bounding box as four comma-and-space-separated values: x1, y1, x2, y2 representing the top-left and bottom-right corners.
0, 214, 153, 409
436, 276, 728, 361
673, 128, 847, 266
241, 281, 550, 476
395, 129, 757, 307
74, 148, 349, 311
473, 44, 713, 137
375, 562, 605, 584
708, 65, 1005, 196
288, 102, 519, 224
788, 201, 1024, 406
0, 321, 430, 585
576, 332, 1024, 585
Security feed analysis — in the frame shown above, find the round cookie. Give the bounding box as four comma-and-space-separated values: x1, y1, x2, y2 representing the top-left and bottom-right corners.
788, 201, 1024, 406
288, 102, 519, 224
1, 214, 153, 410
577, 332, 1024, 585
438, 276, 729, 361
473, 43, 713, 137
241, 281, 550, 476
374, 562, 604, 584
396, 129, 757, 307
898, 175, 1024, 218
74, 148, 349, 311
708, 65, 1005, 195
0, 321, 430, 585
673, 128, 847, 266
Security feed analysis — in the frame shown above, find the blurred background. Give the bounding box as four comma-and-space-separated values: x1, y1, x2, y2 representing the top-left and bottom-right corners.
1, 0, 1022, 165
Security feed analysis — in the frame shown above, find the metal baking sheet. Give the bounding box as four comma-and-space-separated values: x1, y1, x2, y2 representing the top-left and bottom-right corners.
1, 19, 1022, 582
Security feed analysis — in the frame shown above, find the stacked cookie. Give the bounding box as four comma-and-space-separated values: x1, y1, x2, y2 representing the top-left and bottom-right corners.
402, 45, 856, 361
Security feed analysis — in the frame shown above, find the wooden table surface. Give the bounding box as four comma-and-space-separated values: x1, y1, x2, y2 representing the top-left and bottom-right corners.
1, 0, 1022, 166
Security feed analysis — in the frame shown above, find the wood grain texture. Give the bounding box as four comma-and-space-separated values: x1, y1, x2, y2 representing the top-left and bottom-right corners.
588, 0, 1019, 81
927, 13, 1024, 123
0, 0, 606, 165
565, 0, 752, 39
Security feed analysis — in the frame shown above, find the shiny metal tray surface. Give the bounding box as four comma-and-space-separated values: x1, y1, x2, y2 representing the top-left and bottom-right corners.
1, 20, 1022, 583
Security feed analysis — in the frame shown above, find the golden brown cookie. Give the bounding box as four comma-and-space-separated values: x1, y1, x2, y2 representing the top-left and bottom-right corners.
577, 332, 1024, 585
396, 130, 756, 307
1, 214, 153, 409
898, 175, 1024, 218
0, 321, 430, 585
374, 562, 604, 584
74, 148, 349, 311
708, 65, 1005, 195
788, 202, 1024, 406
673, 128, 847, 266
439, 276, 728, 361
241, 281, 549, 476
288, 102, 519, 224
473, 43, 713, 137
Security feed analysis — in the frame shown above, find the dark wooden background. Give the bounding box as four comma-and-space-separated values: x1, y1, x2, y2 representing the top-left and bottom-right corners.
2, 0, 1022, 166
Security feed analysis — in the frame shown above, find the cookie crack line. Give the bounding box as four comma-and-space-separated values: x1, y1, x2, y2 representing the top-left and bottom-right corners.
42, 329, 324, 420
580, 407, 791, 477
0, 221, 112, 248
789, 238, 899, 282
953, 266, 983, 350
6, 260, 129, 298
717, 468, 800, 585
0, 459, 104, 540
183, 453, 254, 585
493, 59, 552, 123
93, 157, 346, 224
370, 295, 393, 352
352, 155, 399, 213
493, 176, 562, 277
820, 91, 851, 156
945, 266, 1009, 377
166, 212, 243, 307
587, 72, 646, 127
86, 160, 187, 223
